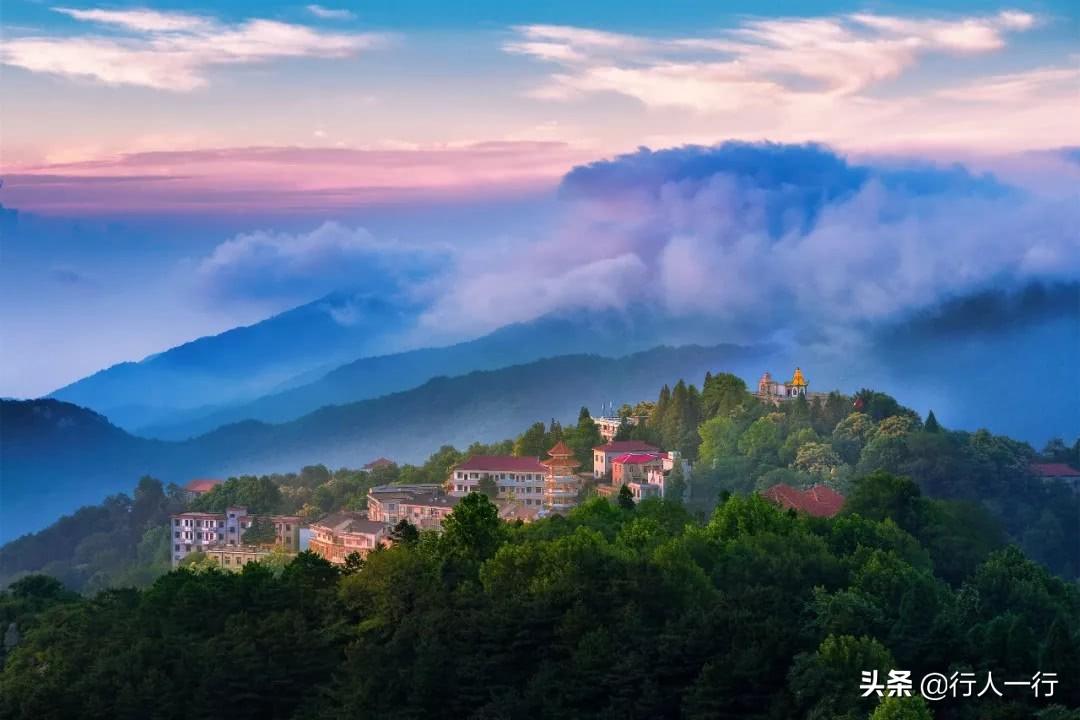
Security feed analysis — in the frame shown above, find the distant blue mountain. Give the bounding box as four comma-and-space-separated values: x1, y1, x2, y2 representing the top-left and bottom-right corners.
1, 343, 769, 541
138, 304, 729, 439
48, 292, 421, 429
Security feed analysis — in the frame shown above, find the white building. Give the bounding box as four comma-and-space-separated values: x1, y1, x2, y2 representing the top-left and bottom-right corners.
170, 507, 300, 567
449, 455, 549, 508
592, 440, 660, 479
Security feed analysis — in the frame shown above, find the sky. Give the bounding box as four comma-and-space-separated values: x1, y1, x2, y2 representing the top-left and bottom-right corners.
1, 0, 1079, 398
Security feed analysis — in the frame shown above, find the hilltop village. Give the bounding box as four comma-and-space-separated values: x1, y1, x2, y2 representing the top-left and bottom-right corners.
168, 368, 883, 569
5, 365, 1080, 720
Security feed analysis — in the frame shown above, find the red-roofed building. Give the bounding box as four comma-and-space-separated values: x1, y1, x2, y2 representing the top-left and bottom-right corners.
593, 440, 660, 478
449, 455, 548, 507
362, 457, 396, 471
762, 483, 845, 518
181, 478, 222, 501
611, 452, 666, 485
1030, 463, 1080, 491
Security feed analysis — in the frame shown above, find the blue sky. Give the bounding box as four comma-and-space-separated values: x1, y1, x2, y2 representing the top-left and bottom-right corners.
1, 0, 1079, 398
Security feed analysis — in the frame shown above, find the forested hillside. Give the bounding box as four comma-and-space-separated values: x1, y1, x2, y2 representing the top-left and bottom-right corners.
5, 371, 1078, 591
3, 487, 1078, 719
0, 343, 759, 540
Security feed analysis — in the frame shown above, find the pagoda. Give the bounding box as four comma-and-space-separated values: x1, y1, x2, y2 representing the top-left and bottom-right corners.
542, 441, 582, 513
788, 367, 808, 396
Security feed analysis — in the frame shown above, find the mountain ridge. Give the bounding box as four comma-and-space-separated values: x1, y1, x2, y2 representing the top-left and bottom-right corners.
47, 291, 422, 429
136, 306, 722, 439
3, 342, 770, 541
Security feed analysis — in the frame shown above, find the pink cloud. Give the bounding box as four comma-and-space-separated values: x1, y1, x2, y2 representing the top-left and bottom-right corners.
2, 142, 592, 214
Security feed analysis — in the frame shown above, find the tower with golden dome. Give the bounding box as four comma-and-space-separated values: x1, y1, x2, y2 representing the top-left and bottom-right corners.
757, 367, 810, 403
788, 367, 807, 396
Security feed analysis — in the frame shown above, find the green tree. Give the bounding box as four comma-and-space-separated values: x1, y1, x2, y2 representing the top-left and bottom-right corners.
178, 551, 218, 572
342, 551, 365, 574
867, 695, 933, 720
833, 413, 877, 464
617, 484, 636, 510
665, 462, 687, 503
565, 407, 602, 470
701, 372, 749, 419
242, 516, 278, 546
390, 519, 420, 545
514, 422, 547, 457
739, 415, 784, 469
440, 493, 504, 568
843, 471, 925, 536
787, 634, 894, 720
477, 474, 498, 499
923, 411, 941, 433
131, 476, 167, 531
795, 442, 844, 480
698, 416, 742, 468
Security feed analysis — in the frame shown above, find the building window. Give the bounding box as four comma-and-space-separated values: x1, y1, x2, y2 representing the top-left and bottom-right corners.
174, 519, 180, 526
174, 544, 180, 551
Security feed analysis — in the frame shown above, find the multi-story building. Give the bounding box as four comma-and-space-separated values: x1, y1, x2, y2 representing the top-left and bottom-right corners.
611, 452, 666, 485
592, 440, 660, 479
626, 482, 662, 501
592, 415, 647, 442
308, 511, 390, 564
448, 456, 548, 507
1030, 463, 1080, 492
368, 484, 460, 531
542, 441, 582, 514
203, 545, 276, 571
170, 507, 300, 568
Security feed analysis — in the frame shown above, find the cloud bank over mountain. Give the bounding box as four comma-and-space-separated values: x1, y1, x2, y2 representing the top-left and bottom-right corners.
183, 141, 1078, 351
411, 142, 1079, 346
196, 221, 447, 308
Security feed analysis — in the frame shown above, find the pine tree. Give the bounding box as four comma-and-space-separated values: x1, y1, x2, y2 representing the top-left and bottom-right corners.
924, 410, 941, 433
653, 385, 671, 429
617, 484, 635, 510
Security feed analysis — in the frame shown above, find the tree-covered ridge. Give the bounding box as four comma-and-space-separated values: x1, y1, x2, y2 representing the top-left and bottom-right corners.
2, 482, 1078, 720
3, 372, 1078, 592
612, 374, 1078, 579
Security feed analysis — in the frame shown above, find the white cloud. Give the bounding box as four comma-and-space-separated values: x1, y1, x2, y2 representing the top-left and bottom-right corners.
415, 143, 1080, 344
53, 7, 213, 32
507, 11, 1039, 109
1, 7, 381, 90
196, 221, 446, 305
936, 65, 1080, 103
307, 5, 356, 21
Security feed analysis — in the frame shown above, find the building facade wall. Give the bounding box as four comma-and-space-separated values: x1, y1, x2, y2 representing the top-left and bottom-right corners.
448, 469, 546, 505
170, 509, 300, 567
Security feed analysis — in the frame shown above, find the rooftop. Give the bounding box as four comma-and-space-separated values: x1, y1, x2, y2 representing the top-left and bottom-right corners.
612, 452, 665, 465
369, 484, 460, 507
762, 483, 844, 518
456, 455, 546, 473
594, 440, 659, 453
183, 478, 222, 494
362, 457, 396, 470
1030, 462, 1080, 478
312, 511, 388, 536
